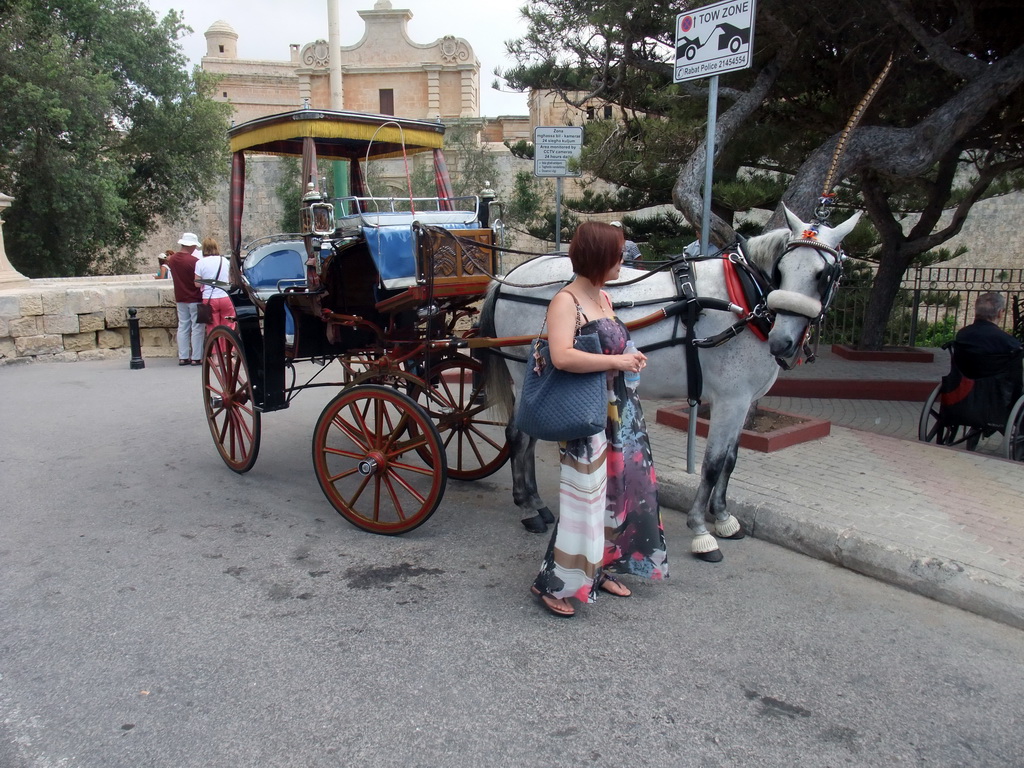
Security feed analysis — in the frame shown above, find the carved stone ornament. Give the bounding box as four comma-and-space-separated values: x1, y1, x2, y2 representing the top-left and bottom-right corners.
438, 35, 468, 64
301, 39, 330, 68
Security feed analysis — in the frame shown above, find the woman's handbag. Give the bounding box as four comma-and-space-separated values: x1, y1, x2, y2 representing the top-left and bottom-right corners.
515, 303, 607, 442
196, 258, 223, 325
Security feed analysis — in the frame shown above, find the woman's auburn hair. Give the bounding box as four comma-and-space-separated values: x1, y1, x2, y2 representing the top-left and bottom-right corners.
201, 237, 221, 256
568, 221, 624, 283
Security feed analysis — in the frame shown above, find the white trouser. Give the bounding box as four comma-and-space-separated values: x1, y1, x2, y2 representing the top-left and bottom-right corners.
176, 302, 206, 361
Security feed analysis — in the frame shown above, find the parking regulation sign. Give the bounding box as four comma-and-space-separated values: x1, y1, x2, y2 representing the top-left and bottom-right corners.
533, 126, 584, 178
674, 0, 756, 83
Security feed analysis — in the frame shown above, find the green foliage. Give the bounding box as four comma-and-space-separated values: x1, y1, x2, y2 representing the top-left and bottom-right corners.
619, 210, 695, 260
0, 0, 231, 276
275, 158, 302, 233
914, 314, 958, 348
505, 170, 550, 235
440, 120, 501, 198
504, 139, 534, 160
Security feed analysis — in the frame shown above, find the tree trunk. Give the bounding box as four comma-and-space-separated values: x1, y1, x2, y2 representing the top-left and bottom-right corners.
858, 244, 911, 350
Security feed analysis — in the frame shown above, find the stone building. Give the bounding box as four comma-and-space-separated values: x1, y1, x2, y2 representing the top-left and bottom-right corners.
202, 0, 480, 123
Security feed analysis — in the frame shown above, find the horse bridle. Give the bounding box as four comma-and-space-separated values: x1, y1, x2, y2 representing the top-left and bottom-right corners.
760, 231, 846, 368
768, 233, 845, 324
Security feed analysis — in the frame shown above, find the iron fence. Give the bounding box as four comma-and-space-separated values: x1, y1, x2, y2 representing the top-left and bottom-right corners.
819, 265, 1024, 347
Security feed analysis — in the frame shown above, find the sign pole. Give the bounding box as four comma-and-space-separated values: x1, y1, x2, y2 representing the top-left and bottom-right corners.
699, 75, 719, 261
555, 176, 563, 251
687, 74, 720, 475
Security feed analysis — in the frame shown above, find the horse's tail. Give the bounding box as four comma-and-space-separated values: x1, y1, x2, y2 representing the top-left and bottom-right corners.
478, 281, 516, 422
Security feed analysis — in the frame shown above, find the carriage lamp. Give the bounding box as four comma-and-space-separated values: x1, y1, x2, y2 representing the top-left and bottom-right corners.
300, 182, 336, 237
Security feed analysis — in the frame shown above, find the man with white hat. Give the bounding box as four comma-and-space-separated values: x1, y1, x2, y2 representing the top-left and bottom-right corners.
167, 233, 205, 365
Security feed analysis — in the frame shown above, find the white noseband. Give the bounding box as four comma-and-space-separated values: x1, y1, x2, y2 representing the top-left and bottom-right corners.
766, 290, 822, 319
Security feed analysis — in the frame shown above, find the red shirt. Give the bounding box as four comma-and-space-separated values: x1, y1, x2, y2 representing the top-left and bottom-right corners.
167, 250, 202, 303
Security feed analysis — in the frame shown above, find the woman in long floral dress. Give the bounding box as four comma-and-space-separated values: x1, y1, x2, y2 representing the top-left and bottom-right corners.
531, 221, 669, 618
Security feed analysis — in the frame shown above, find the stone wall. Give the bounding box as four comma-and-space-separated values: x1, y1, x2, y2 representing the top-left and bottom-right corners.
0, 277, 179, 366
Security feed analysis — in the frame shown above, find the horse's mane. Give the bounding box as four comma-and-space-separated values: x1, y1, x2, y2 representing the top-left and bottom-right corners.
742, 228, 790, 271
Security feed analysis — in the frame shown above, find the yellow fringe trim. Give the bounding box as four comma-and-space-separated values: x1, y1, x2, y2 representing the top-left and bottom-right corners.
230, 117, 443, 158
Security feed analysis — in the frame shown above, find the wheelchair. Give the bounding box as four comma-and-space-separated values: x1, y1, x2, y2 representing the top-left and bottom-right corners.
918, 340, 1024, 460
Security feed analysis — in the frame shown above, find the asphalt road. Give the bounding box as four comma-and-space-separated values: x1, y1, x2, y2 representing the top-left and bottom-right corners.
1, 359, 1022, 767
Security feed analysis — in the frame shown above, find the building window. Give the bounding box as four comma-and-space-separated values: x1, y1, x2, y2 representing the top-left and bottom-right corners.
219, 45, 224, 53
586, 107, 595, 120
379, 89, 395, 116
604, 105, 613, 119
222, 92, 228, 98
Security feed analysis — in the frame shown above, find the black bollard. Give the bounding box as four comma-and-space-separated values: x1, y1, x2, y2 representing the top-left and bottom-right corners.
128, 307, 145, 370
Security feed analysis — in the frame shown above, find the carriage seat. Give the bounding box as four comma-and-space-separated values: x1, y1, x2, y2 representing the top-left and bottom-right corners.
242, 242, 307, 302
357, 218, 479, 290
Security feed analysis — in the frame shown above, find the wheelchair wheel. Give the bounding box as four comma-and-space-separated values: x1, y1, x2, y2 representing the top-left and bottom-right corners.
1004, 397, 1024, 461
918, 384, 983, 449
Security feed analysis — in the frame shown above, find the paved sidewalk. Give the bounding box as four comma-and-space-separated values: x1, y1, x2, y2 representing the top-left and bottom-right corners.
648, 347, 1024, 630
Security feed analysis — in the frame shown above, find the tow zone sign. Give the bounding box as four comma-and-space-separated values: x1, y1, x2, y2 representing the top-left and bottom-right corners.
674, 0, 756, 83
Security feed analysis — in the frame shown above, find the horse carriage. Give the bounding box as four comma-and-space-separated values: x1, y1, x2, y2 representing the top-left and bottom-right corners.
201, 107, 513, 534
201, 106, 865, 560
917, 339, 1024, 460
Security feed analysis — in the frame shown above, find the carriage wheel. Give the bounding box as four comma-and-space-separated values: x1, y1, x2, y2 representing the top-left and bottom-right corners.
415, 356, 510, 481
202, 326, 261, 473
312, 385, 447, 535
917, 384, 982, 449
1004, 397, 1024, 461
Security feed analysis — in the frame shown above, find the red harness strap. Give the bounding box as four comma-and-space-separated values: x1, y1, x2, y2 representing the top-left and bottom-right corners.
722, 258, 769, 342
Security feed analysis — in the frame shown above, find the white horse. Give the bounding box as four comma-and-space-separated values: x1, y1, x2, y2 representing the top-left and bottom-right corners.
480, 206, 861, 562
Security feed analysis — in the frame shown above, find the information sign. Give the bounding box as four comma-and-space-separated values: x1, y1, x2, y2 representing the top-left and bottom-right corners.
674, 0, 756, 83
533, 126, 584, 178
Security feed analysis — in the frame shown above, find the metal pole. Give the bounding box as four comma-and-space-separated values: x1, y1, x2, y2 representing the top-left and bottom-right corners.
327, 0, 349, 206
128, 307, 145, 370
687, 75, 719, 474
554, 176, 563, 251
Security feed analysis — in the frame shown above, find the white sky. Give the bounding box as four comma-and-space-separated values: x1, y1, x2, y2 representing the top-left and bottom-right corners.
143, 0, 532, 116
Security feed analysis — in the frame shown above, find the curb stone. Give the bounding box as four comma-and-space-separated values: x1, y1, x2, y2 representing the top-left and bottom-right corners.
658, 472, 1024, 631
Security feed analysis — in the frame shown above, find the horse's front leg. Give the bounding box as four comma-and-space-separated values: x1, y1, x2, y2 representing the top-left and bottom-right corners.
506, 420, 555, 533
687, 401, 749, 562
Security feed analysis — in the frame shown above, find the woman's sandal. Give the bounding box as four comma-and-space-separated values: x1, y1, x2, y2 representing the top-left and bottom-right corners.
178, 359, 190, 366
530, 585, 575, 618
598, 574, 632, 598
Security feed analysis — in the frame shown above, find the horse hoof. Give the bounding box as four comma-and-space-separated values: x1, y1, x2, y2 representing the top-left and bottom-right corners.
715, 515, 745, 540
693, 549, 724, 563
537, 506, 555, 525
521, 514, 548, 534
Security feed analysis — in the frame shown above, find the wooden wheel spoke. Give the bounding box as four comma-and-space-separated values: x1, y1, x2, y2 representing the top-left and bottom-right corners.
340, 472, 372, 508
333, 410, 371, 452
323, 446, 368, 460
465, 423, 504, 450
388, 431, 430, 457
381, 474, 408, 521
385, 465, 429, 501
228, 406, 255, 446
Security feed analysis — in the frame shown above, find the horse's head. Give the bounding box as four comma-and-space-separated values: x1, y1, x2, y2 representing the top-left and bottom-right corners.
765, 205, 861, 360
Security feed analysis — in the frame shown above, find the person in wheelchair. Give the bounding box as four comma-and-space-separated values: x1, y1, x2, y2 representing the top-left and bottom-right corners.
944, 292, 1024, 439
953, 292, 1024, 380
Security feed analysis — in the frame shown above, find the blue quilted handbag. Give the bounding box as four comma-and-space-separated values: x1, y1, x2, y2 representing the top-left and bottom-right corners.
515, 331, 607, 442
